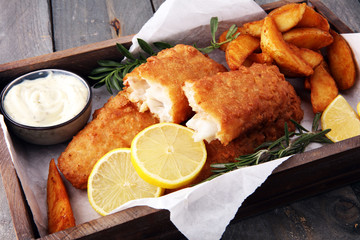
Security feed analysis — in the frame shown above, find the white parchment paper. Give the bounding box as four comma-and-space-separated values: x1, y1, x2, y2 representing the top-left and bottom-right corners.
1, 0, 360, 239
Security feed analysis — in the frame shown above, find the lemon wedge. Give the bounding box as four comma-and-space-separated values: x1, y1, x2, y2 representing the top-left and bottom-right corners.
87, 148, 163, 216
321, 95, 360, 142
131, 123, 207, 189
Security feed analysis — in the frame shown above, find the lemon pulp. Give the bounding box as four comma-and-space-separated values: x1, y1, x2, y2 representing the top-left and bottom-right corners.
131, 123, 207, 189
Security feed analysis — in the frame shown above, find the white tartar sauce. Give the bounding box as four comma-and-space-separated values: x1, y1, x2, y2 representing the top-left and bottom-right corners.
4, 72, 89, 127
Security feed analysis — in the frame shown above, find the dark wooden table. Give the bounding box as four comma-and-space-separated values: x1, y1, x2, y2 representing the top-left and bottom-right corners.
1, 0, 360, 239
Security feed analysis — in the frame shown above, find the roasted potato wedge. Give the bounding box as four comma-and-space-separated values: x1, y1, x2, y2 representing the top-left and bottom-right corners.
327, 29, 357, 90
310, 61, 339, 113
242, 19, 264, 38
288, 44, 323, 69
283, 28, 333, 50
268, 3, 307, 32
280, 44, 323, 77
47, 159, 75, 234
225, 34, 260, 70
296, 5, 330, 31
260, 16, 313, 77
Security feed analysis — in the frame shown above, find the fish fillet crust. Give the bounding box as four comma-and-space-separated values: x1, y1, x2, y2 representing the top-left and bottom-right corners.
123, 44, 227, 123
184, 63, 304, 145
57, 91, 159, 189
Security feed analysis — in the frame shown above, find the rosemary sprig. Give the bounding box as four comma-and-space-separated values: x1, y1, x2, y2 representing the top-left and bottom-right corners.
208, 113, 333, 180
89, 39, 173, 94
196, 17, 240, 54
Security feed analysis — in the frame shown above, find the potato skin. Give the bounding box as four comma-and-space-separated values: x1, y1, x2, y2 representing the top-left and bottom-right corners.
327, 29, 357, 90
47, 159, 75, 234
296, 5, 330, 31
283, 28, 333, 50
310, 61, 338, 113
225, 34, 260, 70
268, 2, 307, 32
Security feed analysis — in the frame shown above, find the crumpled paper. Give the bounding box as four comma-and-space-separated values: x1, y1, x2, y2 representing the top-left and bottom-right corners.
2, 0, 360, 239
111, 157, 288, 240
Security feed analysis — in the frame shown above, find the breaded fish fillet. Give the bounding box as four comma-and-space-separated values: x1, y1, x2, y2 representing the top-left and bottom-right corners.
58, 91, 159, 189
123, 44, 227, 123
183, 63, 303, 145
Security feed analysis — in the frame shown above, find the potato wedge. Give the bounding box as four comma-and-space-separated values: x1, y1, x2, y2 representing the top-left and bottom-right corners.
47, 159, 75, 234
260, 16, 313, 77
225, 34, 260, 70
268, 3, 307, 32
327, 29, 357, 90
310, 61, 339, 113
218, 27, 247, 51
242, 19, 264, 38
279, 44, 323, 77
283, 28, 333, 50
296, 5, 330, 31
288, 44, 323, 69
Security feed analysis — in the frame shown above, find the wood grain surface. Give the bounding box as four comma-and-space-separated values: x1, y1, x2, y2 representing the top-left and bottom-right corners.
1, 0, 360, 239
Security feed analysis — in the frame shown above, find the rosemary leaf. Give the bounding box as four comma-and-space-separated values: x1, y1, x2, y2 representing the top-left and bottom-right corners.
97, 60, 122, 67
89, 67, 115, 75
210, 17, 219, 43
226, 24, 238, 39
153, 41, 173, 50
110, 75, 122, 91
116, 43, 135, 60
88, 74, 109, 81
138, 38, 155, 56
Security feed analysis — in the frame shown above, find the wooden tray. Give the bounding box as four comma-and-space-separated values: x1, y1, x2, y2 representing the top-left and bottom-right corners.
0, 0, 358, 239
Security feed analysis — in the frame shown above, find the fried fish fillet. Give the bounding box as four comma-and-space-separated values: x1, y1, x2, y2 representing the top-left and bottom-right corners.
57, 91, 159, 189
183, 63, 303, 145
123, 44, 227, 123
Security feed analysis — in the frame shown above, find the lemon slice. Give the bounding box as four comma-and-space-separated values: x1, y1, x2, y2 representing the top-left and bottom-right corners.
131, 123, 207, 189
88, 148, 163, 216
321, 95, 360, 142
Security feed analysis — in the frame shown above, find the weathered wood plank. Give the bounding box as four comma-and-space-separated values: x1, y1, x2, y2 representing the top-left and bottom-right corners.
0, 176, 17, 240
0, 129, 36, 239
223, 186, 360, 239
319, 0, 360, 33
51, 0, 154, 51
0, 0, 53, 64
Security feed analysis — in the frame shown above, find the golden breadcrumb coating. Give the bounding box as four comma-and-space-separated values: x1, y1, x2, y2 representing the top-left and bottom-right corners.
58, 91, 159, 189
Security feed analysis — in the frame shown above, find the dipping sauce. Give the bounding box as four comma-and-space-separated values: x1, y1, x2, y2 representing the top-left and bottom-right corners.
3, 71, 89, 127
